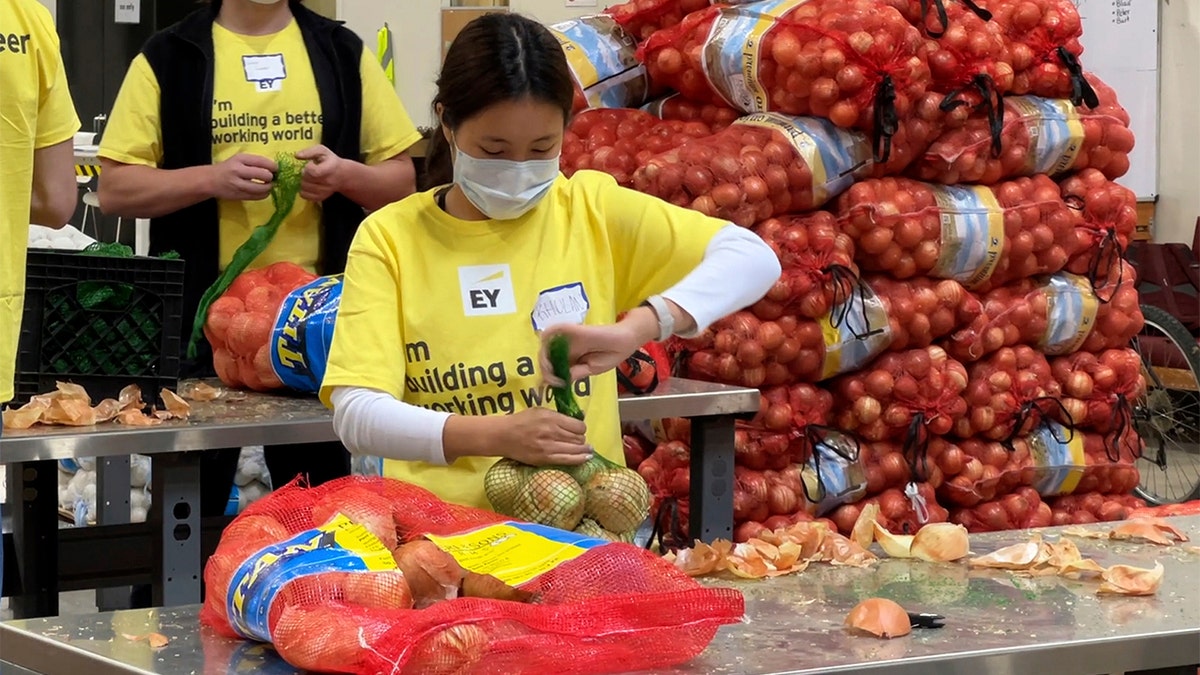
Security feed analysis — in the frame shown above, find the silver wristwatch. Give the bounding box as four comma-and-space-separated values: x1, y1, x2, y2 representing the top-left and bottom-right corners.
643, 295, 675, 342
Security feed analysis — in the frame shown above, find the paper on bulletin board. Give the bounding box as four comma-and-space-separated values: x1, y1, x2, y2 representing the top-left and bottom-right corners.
1074, 0, 1159, 200
115, 0, 140, 24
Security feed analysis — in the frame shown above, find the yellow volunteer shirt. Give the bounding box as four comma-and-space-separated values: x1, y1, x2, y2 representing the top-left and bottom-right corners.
320, 170, 724, 509
99, 19, 421, 272
0, 0, 81, 403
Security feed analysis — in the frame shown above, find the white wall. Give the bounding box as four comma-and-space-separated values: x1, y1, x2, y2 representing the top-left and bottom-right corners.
37, 0, 55, 21
337, 0, 602, 128
1156, 0, 1200, 244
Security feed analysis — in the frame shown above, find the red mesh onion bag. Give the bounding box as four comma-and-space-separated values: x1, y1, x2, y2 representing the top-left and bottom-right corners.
673, 275, 978, 387
642, 93, 742, 132
952, 346, 1059, 441
605, 0, 763, 41
1047, 492, 1147, 526
631, 113, 876, 226
912, 76, 1133, 184
946, 259, 1144, 362
980, 0, 1095, 102
201, 477, 743, 675
950, 485, 1053, 532
561, 108, 713, 186
750, 212, 859, 322
830, 346, 969, 463
204, 262, 318, 392
1127, 501, 1200, 520
1051, 348, 1145, 434
938, 435, 1035, 507
636, 0, 932, 160
550, 15, 652, 113
859, 436, 958, 497
837, 175, 1080, 291
1059, 167, 1138, 278
828, 483, 947, 536
617, 341, 672, 395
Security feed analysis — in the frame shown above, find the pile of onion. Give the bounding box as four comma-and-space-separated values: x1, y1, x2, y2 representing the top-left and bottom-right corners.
1050, 348, 1145, 432
829, 483, 947, 536
984, 0, 1088, 100
1046, 491, 1147, 526
1059, 168, 1138, 278
937, 435, 1035, 507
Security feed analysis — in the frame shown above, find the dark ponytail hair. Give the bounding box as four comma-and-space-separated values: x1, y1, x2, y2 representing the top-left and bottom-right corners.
422, 13, 575, 190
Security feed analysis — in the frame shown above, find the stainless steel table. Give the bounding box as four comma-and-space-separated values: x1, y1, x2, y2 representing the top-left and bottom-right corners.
2, 516, 1196, 675
0, 378, 758, 619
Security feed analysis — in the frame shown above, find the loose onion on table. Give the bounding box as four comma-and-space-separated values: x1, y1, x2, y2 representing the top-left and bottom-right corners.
946, 259, 1144, 362
1059, 168, 1138, 279
1049, 348, 1145, 433
836, 175, 1080, 291
912, 77, 1132, 185
637, 0, 931, 158
952, 346, 1059, 440
631, 113, 875, 226
560, 108, 713, 186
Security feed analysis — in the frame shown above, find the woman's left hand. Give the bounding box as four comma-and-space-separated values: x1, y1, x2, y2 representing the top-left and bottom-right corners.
539, 309, 658, 386
296, 145, 345, 202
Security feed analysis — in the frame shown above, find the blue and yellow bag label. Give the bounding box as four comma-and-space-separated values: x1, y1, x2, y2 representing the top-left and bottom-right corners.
816, 279, 892, 381
549, 15, 648, 109
929, 184, 1006, 288
227, 514, 397, 642
1039, 273, 1099, 356
1008, 96, 1085, 177
801, 433, 868, 517
733, 113, 872, 206
1028, 420, 1087, 497
270, 275, 342, 393
426, 522, 609, 587
702, 0, 801, 112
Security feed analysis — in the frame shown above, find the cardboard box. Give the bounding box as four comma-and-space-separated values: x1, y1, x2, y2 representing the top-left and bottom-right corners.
442, 7, 510, 60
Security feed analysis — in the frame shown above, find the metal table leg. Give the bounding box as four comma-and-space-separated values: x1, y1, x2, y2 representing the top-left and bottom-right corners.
95, 455, 132, 612
7, 461, 59, 618
688, 415, 735, 544
150, 453, 202, 608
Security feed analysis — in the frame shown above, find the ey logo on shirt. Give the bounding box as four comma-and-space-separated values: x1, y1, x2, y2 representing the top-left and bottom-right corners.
243, 54, 287, 92
459, 264, 517, 317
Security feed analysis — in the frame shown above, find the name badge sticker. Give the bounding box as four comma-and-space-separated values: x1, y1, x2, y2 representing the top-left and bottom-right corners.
243, 54, 287, 92
531, 282, 590, 332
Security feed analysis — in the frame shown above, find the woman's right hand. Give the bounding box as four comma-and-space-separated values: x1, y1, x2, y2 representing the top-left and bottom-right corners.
500, 407, 592, 466
208, 153, 277, 201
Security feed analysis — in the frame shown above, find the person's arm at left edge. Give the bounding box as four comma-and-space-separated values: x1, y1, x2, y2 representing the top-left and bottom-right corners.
30, 7, 82, 228
296, 45, 423, 210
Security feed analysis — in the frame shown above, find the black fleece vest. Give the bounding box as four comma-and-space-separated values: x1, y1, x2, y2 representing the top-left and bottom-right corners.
141, 5, 364, 375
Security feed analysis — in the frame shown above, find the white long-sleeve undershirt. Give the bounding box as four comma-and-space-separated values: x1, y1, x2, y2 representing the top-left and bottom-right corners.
330, 224, 780, 463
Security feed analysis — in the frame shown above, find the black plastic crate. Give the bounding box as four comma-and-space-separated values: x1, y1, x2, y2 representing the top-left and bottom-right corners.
15, 249, 185, 404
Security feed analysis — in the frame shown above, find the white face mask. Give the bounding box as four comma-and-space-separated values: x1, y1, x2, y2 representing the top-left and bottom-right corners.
246, 0, 284, 4
452, 146, 560, 220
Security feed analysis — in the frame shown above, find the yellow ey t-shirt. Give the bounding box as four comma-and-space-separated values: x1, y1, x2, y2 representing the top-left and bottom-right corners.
99, 19, 422, 272
320, 170, 725, 509
0, 0, 81, 403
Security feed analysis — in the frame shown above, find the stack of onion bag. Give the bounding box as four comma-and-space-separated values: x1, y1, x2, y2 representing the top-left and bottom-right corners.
202, 476, 743, 675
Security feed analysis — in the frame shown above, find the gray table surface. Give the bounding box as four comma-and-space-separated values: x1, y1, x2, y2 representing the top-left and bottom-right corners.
0, 378, 760, 463
2, 516, 1197, 675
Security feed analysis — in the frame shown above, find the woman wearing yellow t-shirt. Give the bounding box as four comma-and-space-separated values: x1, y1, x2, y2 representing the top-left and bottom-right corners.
97, 0, 423, 517
319, 13, 781, 509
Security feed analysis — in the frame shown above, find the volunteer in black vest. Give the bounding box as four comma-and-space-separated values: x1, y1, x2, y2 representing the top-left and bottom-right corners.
97, 0, 420, 526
